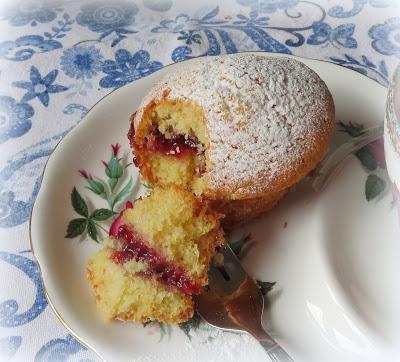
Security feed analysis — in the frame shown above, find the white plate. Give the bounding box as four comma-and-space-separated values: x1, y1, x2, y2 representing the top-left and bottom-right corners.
30, 53, 400, 362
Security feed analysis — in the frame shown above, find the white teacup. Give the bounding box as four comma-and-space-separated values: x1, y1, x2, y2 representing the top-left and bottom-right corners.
384, 64, 400, 212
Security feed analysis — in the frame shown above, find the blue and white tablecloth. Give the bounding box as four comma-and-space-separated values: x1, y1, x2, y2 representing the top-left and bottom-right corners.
0, 0, 399, 360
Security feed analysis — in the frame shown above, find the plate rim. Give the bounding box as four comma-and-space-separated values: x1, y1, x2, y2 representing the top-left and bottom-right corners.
28, 51, 387, 360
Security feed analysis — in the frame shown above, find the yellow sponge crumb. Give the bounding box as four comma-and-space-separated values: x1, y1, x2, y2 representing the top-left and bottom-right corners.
146, 153, 195, 187
87, 186, 224, 324
133, 99, 210, 194
122, 186, 224, 285
87, 249, 193, 323
154, 99, 208, 145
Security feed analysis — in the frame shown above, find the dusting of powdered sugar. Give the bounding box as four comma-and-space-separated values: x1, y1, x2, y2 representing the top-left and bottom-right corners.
134, 54, 334, 198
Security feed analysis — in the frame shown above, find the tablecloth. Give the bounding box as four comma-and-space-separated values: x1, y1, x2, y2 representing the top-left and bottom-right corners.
0, 0, 399, 360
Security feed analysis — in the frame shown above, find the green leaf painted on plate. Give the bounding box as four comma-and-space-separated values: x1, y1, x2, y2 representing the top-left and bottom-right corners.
65, 218, 87, 238
229, 234, 252, 257
108, 157, 123, 179
91, 208, 113, 221
257, 280, 276, 296
355, 144, 377, 171
87, 220, 98, 242
71, 187, 88, 217
158, 322, 172, 342
113, 178, 133, 207
365, 174, 386, 201
178, 313, 202, 340
338, 121, 365, 138
141, 182, 154, 190
108, 177, 118, 193
87, 179, 106, 196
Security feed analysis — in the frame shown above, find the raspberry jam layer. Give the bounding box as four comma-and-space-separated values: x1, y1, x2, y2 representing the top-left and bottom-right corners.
128, 122, 206, 174
111, 224, 201, 295
146, 129, 198, 158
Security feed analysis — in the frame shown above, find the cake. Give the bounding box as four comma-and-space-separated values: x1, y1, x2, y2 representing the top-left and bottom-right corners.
87, 186, 224, 323
129, 54, 335, 226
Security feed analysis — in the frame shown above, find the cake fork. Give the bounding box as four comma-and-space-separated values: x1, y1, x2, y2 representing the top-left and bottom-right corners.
194, 243, 294, 361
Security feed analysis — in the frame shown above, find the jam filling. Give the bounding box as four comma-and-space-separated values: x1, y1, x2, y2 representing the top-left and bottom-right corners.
146, 129, 198, 158
111, 224, 201, 295
109, 201, 133, 237
128, 122, 206, 175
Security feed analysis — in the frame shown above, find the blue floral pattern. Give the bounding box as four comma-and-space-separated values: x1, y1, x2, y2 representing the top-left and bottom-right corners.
0, 336, 22, 360
177, 31, 202, 45
13, 66, 68, 107
76, 1, 139, 47
234, 12, 270, 27
43, 13, 74, 40
143, 0, 173, 12
0, 1, 398, 360
237, 0, 299, 13
329, 54, 389, 85
0, 13, 73, 62
369, 18, 400, 56
153, 7, 296, 61
0, 191, 34, 228
307, 22, 357, 48
0, 252, 47, 327
328, 0, 397, 18
35, 335, 93, 362
0, 1, 62, 26
100, 49, 163, 88
0, 96, 34, 144
0, 35, 62, 62
152, 14, 203, 33
63, 103, 89, 119
61, 46, 104, 80
0, 106, 86, 228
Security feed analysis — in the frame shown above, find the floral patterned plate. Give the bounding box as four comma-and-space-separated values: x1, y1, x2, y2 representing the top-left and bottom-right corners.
30, 53, 400, 362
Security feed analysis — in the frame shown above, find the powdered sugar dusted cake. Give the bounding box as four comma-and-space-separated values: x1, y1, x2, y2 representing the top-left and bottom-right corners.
129, 54, 335, 225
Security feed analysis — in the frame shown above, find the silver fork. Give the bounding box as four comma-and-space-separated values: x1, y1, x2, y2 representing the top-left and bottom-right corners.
194, 243, 294, 361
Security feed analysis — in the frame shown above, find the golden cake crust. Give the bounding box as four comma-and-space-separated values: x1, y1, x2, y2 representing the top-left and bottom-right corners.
132, 54, 335, 202
210, 188, 290, 228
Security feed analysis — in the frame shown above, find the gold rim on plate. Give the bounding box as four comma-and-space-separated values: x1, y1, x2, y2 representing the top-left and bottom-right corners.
28, 52, 385, 360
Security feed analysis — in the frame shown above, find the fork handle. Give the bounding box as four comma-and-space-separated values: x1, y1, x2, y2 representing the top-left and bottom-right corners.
259, 339, 294, 362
